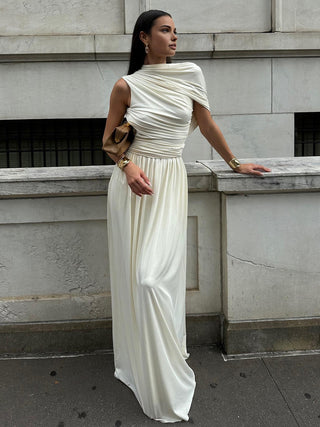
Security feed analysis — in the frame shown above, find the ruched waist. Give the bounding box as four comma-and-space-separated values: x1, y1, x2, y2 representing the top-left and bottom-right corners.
126, 137, 184, 159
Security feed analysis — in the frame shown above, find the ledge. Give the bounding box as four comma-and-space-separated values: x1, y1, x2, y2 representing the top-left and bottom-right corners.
0, 35, 96, 62
0, 34, 214, 62
0, 166, 113, 198
213, 32, 320, 58
95, 34, 214, 60
0, 157, 319, 198
0, 163, 213, 198
198, 157, 320, 194
1, 32, 319, 62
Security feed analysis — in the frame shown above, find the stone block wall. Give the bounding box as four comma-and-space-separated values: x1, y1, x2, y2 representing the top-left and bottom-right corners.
0, 0, 124, 35
0, 0, 320, 355
1, 0, 319, 162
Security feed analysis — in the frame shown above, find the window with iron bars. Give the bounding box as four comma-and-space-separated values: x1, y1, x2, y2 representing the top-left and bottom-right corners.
0, 119, 113, 168
295, 113, 320, 157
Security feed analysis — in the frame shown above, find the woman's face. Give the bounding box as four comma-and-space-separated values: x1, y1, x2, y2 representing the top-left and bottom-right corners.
141, 15, 178, 60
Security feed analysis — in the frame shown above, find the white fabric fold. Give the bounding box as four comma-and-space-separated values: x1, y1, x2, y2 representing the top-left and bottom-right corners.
123, 62, 211, 158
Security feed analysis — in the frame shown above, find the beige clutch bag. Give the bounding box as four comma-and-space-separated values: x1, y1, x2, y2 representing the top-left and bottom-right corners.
103, 119, 136, 157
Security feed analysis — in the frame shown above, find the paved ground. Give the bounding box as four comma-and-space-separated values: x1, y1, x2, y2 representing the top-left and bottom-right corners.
0, 345, 320, 427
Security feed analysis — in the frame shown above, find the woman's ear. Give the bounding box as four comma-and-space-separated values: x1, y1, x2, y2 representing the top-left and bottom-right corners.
139, 31, 148, 44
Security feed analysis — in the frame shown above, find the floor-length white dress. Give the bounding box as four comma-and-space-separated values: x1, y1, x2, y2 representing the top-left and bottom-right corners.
107, 62, 210, 423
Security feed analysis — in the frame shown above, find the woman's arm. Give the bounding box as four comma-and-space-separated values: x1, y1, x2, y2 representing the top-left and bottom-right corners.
193, 101, 271, 176
102, 79, 153, 197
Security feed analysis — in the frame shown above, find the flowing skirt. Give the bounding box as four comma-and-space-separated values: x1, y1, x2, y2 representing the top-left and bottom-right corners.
107, 151, 196, 423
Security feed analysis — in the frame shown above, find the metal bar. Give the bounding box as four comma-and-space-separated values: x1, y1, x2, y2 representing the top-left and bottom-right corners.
42, 120, 47, 167
78, 122, 82, 166
30, 121, 35, 167
5, 121, 10, 167
54, 121, 58, 166
67, 120, 71, 166
90, 120, 95, 165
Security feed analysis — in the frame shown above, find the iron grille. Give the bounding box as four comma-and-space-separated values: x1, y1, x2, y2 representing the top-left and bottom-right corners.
0, 119, 113, 168
295, 113, 320, 156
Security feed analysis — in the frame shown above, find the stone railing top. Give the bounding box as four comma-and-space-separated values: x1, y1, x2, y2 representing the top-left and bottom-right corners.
0, 165, 113, 182
0, 157, 319, 198
198, 156, 320, 193
0, 166, 113, 198
0, 163, 211, 197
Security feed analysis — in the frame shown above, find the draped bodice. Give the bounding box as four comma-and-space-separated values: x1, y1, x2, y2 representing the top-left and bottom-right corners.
122, 62, 210, 158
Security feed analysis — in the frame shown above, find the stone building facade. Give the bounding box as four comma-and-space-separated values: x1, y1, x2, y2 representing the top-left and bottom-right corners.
0, 1, 319, 355
1, 0, 319, 162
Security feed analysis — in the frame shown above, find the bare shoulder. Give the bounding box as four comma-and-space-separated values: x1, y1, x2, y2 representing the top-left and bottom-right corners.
111, 79, 130, 105
113, 78, 130, 95
110, 78, 130, 106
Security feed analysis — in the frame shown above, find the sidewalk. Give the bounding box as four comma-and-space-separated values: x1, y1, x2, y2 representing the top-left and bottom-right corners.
1, 345, 319, 427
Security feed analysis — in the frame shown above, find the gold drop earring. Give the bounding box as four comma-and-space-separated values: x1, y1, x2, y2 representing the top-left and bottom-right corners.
145, 44, 149, 54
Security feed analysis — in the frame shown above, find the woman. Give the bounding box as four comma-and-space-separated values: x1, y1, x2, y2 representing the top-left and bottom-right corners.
102, 9, 270, 423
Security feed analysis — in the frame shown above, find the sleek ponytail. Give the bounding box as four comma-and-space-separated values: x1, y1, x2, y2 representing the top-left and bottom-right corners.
128, 10, 172, 75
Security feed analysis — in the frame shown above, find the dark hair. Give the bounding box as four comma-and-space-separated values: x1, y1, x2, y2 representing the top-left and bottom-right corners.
128, 10, 172, 75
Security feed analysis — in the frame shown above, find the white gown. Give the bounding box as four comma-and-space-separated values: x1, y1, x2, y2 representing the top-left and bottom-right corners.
107, 62, 210, 423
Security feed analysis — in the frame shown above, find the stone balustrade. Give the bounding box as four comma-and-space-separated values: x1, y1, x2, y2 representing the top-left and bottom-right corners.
0, 156, 319, 356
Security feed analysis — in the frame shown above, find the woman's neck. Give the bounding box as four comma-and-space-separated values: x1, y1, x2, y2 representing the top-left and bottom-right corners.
144, 54, 167, 65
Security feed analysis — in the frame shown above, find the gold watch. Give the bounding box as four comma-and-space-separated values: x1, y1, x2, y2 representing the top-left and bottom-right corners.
117, 156, 130, 170
229, 158, 241, 170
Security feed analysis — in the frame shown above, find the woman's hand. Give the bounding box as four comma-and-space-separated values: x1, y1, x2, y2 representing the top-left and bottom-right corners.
123, 161, 154, 197
234, 163, 271, 176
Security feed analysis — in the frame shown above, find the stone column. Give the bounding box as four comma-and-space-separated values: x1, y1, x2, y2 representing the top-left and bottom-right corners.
272, 0, 282, 32
198, 157, 320, 356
